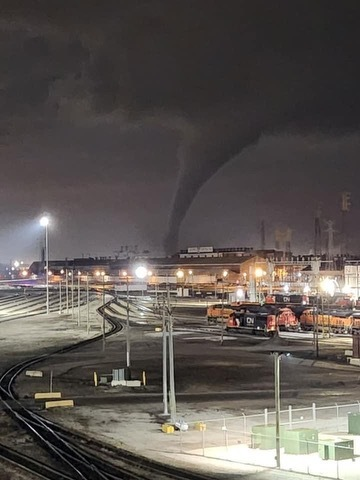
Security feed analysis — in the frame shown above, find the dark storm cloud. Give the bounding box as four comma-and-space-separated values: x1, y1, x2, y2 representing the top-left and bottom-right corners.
2, 1, 360, 253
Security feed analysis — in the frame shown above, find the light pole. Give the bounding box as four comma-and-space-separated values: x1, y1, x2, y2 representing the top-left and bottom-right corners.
96, 270, 106, 350
65, 269, 69, 314
273, 352, 282, 469
86, 273, 90, 334
220, 269, 228, 345
162, 295, 169, 416
77, 271, 81, 326
122, 270, 131, 369
40, 215, 50, 314
167, 282, 176, 423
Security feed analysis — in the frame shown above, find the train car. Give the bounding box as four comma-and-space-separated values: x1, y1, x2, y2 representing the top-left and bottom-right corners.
299, 308, 353, 334
226, 310, 276, 336
277, 306, 300, 331
207, 303, 234, 324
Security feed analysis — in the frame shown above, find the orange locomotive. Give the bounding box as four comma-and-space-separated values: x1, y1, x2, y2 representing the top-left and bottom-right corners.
299, 309, 360, 334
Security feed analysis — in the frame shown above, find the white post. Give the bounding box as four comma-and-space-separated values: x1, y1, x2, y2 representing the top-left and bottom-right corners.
220, 282, 224, 345
168, 284, 176, 423
59, 280, 62, 314
49, 370, 53, 393
162, 300, 168, 416
45, 223, 49, 314
126, 276, 130, 368
77, 273, 81, 326
86, 273, 90, 334
264, 408, 268, 426
65, 269, 69, 314
274, 352, 281, 468
71, 271, 74, 319
289, 405, 293, 429
312, 402, 317, 425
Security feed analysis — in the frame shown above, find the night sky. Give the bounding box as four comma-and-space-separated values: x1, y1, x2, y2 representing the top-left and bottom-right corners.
1, 1, 360, 263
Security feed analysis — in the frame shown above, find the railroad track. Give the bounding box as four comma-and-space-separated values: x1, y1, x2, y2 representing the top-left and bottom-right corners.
0, 305, 213, 480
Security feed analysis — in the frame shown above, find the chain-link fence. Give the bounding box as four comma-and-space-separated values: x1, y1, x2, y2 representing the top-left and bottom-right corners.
172, 401, 360, 479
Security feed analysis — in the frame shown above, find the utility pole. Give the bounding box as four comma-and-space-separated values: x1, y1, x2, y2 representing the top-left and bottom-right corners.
314, 205, 322, 256
341, 191, 351, 255
126, 275, 130, 368
167, 284, 176, 424
86, 273, 90, 334
71, 270, 74, 319
59, 280, 62, 314
77, 272, 81, 326
162, 297, 169, 416
65, 269, 69, 314
274, 352, 281, 469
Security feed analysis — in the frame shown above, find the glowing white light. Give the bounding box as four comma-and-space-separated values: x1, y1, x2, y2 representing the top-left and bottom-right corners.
13, 260, 20, 268
60, 269, 65, 274
40, 216, 49, 227
176, 269, 184, 279
321, 278, 336, 296
283, 285, 290, 293
303, 285, 311, 294
122, 270, 127, 277
135, 266, 147, 279
236, 288, 245, 300
22, 270, 28, 277
188, 270, 193, 275
222, 270, 229, 278
255, 268, 264, 278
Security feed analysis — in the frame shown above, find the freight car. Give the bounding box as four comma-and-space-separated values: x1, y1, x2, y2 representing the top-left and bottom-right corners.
226, 310, 276, 336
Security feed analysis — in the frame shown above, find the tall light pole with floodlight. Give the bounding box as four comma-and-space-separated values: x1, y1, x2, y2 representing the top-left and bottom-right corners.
40, 215, 50, 314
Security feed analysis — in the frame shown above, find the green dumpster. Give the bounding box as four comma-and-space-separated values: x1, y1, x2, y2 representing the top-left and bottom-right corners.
348, 413, 360, 435
251, 424, 285, 450
319, 439, 354, 460
284, 428, 318, 455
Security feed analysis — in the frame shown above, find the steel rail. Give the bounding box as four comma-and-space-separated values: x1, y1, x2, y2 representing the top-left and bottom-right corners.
0, 302, 213, 480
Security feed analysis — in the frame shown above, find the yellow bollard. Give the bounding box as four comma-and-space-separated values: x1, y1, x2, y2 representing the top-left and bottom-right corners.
94, 371, 98, 387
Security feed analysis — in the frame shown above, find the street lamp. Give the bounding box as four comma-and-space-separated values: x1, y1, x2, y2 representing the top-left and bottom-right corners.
122, 270, 131, 369
40, 215, 50, 315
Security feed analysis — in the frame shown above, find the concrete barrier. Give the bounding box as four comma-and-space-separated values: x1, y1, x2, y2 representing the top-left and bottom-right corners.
35, 392, 61, 400
26, 370, 43, 378
45, 400, 74, 409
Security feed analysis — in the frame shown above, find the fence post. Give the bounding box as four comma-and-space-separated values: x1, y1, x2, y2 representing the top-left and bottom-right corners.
242, 412, 247, 440
312, 402, 316, 426
264, 408, 268, 426
222, 417, 228, 450
289, 405, 292, 429
202, 428, 205, 456
335, 403, 339, 431
358, 400, 360, 413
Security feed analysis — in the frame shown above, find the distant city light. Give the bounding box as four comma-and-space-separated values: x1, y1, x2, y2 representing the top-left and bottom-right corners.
321, 277, 336, 296
176, 269, 184, 279
21, 270, 28, 277
255, 268, 264, 278
283, 285, 290, 293
13, 260, 20, 268
135, 266, 148, 279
